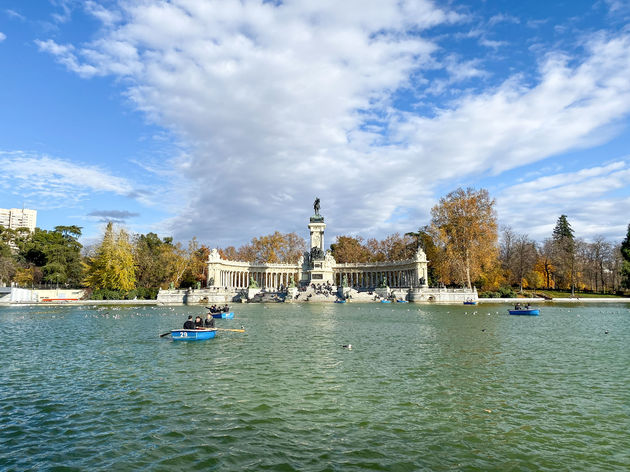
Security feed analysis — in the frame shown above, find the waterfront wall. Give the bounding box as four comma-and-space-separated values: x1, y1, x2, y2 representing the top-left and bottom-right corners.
156, 287, 237, 305
408, 287, 478, 303
0, 287, 86, 304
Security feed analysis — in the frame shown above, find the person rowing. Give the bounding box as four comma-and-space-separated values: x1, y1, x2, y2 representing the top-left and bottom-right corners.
205, 313, 215, 328
183, 315, 195, 329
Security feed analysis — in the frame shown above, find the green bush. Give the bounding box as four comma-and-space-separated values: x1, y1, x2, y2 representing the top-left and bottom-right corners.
498, 286, 517, 298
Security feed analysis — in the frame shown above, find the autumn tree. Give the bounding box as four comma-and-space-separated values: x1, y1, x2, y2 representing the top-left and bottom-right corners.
511, 234, 538, 292
179, 238, 210, 288
376, 233, 415, 261
536, 239, 555, 289
83, 222, 136, 291
330, 236, 370, 263
250, 232, 306, 263
430, 187, 498, 289
221, 232, 307, 264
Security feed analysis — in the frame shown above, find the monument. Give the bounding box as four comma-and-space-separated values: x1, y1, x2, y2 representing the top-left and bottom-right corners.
165, 197, 482, 305
304, 197, 335, 285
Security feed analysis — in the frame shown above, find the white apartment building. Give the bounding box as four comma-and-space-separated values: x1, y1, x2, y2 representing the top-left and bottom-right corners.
0, 208, 37, 232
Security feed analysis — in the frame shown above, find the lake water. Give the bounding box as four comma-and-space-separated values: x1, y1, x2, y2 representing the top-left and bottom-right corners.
1, 302, 629, 471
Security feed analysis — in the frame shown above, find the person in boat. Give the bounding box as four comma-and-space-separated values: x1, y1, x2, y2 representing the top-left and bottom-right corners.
222, 304, 229, 313
195, 316, 204, 328
183, 315, 195, 329
515, 303, 522, 310
204, 313, 215, 328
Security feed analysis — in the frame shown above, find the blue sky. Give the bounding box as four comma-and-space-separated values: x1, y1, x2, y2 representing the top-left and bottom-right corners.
1, 0, 630, 248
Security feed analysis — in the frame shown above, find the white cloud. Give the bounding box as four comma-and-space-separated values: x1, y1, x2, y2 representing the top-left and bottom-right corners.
36, 1, 630, 245
35, 39, 100, 77
0, 32, 6, 42
0, 151, 137, 209
497, 161, 630, 241
6, 9, 25, 21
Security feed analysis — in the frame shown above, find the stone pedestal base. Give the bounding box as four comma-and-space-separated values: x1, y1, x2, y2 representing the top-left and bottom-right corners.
247, 288, 262, 300
374, 287, 390, 299
286, 287, 298, 301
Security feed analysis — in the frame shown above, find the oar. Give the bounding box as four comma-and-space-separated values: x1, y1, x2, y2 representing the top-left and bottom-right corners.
159, 331, 172, 337
214, 328, 245, 333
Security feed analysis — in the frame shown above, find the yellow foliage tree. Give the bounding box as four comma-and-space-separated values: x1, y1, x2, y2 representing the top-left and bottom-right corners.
83, 222, 136, 291
430, 187, 499, 289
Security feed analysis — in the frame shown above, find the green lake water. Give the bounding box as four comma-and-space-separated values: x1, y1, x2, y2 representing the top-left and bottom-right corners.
1, 302, 629, 471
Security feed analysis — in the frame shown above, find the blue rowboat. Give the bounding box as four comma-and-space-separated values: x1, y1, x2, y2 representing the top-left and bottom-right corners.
171, 329, 217, 341
211, 311, 234, 319
509, 309, 540, 316
334, 300, 346, 303
380, 300, 391, 304
396, 300, 408, 303
464, 301, 477, 305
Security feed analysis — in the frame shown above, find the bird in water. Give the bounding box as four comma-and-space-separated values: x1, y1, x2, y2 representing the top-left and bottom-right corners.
342, 344, 352, 350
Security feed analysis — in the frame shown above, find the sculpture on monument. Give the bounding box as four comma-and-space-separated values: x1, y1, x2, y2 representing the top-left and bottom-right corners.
249, 276, 260, 288
310, 246, 325, 260
379, 275, 388, 288
314, 197, 320, 216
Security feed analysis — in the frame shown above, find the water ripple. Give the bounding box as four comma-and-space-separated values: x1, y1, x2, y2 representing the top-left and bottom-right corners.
1, 303, 628, 470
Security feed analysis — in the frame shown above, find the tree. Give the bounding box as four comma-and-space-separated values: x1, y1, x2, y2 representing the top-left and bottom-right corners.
220, 232, 306, 264
330, 236, 370, 263
430, 187, 498, 289
179, 238, 211, 288
83, 222, 135, 291
133, 232, 175, 289
551, 215, 576, 294
17, 227, 83, 286
378, 233, 415, 261
621, 224, 630, 289
511, 234, 538, 292
249, 232, 306, 263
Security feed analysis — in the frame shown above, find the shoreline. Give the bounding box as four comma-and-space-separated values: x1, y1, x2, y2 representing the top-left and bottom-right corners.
2, 297, 629, 306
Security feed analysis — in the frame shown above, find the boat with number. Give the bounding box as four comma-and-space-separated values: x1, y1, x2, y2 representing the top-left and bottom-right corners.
170, 328, 217, 341
211, 311, 234, 319
508, 308, 540, 316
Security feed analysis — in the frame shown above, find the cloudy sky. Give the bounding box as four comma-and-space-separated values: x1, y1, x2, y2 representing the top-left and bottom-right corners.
1, 0, 630, 247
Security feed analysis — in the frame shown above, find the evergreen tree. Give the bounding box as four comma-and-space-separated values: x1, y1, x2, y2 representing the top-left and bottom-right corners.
621, 223, 630, 289
551, 214, 576, 294
552, 215, 575, 240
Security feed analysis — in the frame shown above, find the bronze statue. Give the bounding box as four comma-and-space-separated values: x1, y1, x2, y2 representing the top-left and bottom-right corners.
314, 197, 320, 215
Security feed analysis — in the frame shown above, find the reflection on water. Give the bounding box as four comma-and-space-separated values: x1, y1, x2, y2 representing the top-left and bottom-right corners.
1, 302, 629, 471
